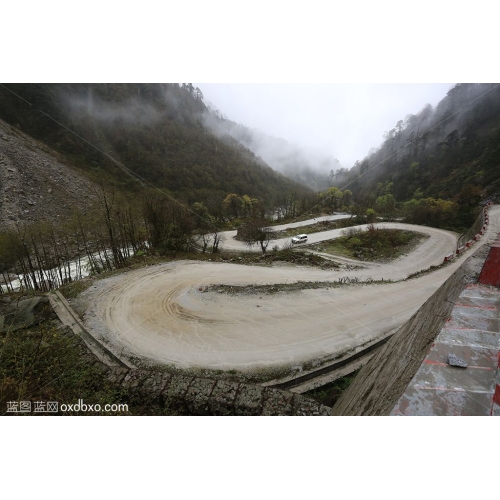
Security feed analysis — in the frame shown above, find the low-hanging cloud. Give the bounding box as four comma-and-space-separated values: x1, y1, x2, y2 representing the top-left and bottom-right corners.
202, 106, 343, 191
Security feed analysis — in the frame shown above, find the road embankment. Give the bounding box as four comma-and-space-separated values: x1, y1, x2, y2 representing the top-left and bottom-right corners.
331, 245, 491, 416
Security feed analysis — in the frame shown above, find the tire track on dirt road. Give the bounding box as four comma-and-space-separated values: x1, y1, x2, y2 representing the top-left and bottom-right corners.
79, 206, 500, 372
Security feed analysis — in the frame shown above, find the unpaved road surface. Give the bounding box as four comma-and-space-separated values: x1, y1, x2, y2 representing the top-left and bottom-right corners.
81, 206, 500, 371
220, 213, 351, 251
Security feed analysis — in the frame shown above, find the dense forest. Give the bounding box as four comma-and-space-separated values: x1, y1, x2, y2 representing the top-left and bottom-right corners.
0, 83, 312, 208
331, 83, 500, 230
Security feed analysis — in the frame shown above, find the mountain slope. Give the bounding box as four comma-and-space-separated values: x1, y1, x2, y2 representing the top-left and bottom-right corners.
336, 83, 500, 204
0, 117, 99, 229
0, 83, 312, 206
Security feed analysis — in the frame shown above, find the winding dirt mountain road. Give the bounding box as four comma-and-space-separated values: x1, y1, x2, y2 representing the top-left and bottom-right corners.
81, 206, 500, 371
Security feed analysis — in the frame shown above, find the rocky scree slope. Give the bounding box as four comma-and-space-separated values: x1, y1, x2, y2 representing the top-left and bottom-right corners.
0, 118, 99, 230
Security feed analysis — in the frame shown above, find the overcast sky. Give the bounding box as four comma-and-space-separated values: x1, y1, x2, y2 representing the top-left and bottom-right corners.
195, 83, 454, 168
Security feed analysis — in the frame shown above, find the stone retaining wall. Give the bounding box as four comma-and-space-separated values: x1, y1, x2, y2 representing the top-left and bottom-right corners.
107, 367, 331, 416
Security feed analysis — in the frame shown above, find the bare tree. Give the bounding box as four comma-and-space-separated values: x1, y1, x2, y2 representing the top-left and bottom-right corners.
237, 219, 274, 254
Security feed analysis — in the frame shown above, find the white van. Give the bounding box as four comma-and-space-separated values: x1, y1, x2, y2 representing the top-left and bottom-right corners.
291, 234, 308, 244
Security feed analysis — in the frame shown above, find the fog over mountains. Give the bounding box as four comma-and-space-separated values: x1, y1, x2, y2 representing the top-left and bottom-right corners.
198, 84, 455, 191
202, 107, 342, 191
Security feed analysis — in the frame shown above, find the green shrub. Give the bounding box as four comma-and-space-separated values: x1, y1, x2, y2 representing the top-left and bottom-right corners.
347, 237, 362, 249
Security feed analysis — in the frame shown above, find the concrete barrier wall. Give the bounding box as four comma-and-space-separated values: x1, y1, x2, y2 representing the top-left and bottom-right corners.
331, 245, 491, 416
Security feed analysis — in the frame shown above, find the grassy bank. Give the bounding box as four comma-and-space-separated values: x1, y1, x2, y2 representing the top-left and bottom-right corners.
310, 226, 427, 262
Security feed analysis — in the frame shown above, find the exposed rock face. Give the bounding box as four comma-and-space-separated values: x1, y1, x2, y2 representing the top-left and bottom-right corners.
0, 118, 98, 230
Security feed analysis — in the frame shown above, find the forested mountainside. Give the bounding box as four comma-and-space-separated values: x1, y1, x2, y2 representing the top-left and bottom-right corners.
0, 83, 311, 206
202, 110, 342, 191
334, 83, 500, 206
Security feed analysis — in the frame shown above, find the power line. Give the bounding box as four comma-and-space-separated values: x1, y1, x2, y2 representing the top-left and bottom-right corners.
0, 83, 221, 232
